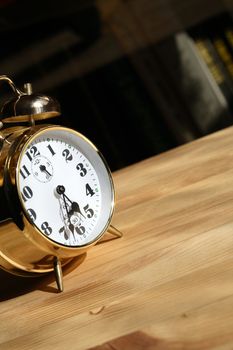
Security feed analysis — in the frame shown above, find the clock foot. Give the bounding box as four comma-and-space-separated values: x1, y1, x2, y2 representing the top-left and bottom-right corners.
97, 225, 123, 245
53, 257, 64, 292
107, 225, 123, 238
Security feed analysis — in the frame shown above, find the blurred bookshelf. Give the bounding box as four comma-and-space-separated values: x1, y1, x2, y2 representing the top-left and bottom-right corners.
0, 0, 233, 170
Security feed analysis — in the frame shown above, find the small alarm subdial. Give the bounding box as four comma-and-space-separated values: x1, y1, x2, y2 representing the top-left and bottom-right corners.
31, 155, 54, 183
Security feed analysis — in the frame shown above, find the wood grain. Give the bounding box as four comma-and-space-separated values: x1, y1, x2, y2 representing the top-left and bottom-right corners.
1, 127, 233, 349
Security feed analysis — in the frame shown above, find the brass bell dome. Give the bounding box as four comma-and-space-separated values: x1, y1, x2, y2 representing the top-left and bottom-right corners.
0, 76, 61, 124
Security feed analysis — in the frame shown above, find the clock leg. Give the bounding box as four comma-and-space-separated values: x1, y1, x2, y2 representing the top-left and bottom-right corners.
53, 256, 64, 292
97, 225, 123, 245
107, 225, 123, 238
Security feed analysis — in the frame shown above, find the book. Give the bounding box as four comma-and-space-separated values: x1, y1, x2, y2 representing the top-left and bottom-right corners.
127, 46, 202, 144
191, 11, 233, 68
105, 0, 232, 142
188, 12, 233, 117
153, 32, 233, 135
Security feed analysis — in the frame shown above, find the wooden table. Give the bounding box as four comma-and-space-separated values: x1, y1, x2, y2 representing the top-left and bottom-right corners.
1, 127, 233, 350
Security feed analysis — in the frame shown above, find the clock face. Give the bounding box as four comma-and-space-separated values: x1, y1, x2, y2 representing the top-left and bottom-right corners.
16, 127, 114, 247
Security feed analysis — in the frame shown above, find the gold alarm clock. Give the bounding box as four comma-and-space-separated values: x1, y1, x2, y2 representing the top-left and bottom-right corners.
0, 75, 121, 292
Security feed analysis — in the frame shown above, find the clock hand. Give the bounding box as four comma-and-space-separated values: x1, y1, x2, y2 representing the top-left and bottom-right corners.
69, 201, 86, 219
56, 186, 72, 206
62, 194, 72, 225
56, 185, 73, 228
58, 197, 77, 242
59, 202, 70, 240
39, 164, 52, 177
56, 185, 85, 218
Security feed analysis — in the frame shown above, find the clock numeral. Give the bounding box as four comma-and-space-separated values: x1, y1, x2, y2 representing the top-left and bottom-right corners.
47, 144, 56, 156
76, 163, 87, 177
20, 165, 31, 179
75, 225, 85, 235
21, 186, 33, 202
27, 208, 37, 222
84, 204, 94, 218
26, 146, 40, 161
85, 183, 95, 197
41, 221, 52, 236
62, 149, 73, 162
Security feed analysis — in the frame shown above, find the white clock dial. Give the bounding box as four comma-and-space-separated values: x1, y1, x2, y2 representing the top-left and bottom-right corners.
16, 127, 114, 247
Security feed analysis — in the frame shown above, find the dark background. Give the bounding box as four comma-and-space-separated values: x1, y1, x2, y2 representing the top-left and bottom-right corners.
0, 0, 233, 171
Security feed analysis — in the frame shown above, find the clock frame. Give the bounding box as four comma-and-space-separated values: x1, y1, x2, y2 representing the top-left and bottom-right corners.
0, 76, 122, 292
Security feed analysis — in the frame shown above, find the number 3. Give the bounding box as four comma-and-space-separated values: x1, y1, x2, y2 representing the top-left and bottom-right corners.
76, 163, 87, 177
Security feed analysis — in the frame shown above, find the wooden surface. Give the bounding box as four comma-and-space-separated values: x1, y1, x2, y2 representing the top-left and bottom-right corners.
1, 127, 233, 349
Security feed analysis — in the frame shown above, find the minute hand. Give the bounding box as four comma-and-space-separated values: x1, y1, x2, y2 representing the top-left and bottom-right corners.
62, 194, 72, 225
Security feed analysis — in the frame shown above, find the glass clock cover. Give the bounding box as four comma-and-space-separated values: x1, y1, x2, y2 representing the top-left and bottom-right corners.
16, 126, 114, 247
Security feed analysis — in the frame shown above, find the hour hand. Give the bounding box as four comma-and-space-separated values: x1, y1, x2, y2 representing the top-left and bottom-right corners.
55, 186, 85, 218
69, 201, 85, 218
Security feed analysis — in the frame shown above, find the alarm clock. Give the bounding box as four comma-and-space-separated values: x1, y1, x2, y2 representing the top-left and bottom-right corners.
0, 75, 122, 292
